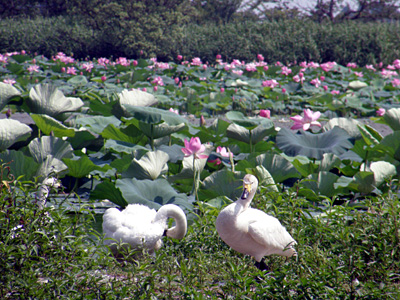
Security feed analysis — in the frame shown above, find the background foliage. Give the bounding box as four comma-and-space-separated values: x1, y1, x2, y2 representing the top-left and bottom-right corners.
0, 0, 400, 65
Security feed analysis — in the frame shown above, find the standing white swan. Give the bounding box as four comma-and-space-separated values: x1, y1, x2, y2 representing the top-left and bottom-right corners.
216, 174, 297, 271
102, 203, 187, 255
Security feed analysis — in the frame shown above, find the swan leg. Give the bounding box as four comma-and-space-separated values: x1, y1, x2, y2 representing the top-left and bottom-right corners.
254, 258, 269, 271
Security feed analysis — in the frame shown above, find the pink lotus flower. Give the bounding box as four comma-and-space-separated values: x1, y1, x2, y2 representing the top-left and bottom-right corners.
290, 109, 322, 131
331, 90, 340, 95
347, 62, 357, 68
101, 76, 107, 82
354, 71, 363, 77
27, 65, 40, 73
257, 54, 264, 61
216, 146, 232, 158
262, 79, 279, 88
169, 108, 179, 114
320, 62, 336, 72
376, 108, 386, 116
391, 78, 400, 87
191, 57, 202, 66
281, 66, 292, 76
216, 54, 222, 60
259, 109, 271, 119
245, 63, 257, 72
220, 87, 225, 93
81, 62, 94, 72
177, 55, 183, 60
366, 64, 376, 71
181, 137, 208, 159
310, 78, 321, 88
3, 78, 16, 85
66, 67, 77, 75
152, 76, 164, 86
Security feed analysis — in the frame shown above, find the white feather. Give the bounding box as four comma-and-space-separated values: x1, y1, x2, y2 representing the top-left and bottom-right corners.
102, 203, 187, 255
216, 174, 297, 265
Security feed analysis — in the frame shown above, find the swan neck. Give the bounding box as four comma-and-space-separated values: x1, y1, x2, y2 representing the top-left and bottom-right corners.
155, 204, 187, 239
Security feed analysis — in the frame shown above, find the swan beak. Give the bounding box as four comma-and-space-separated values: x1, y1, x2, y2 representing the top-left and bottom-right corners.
241, 183, 252, 199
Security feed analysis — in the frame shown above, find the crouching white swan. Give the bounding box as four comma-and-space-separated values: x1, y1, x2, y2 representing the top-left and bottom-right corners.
102, 203, 187, 255
216, 174, 297, 271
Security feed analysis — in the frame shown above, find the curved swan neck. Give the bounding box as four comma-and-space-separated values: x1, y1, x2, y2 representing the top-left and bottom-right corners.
155, 204, 187, 239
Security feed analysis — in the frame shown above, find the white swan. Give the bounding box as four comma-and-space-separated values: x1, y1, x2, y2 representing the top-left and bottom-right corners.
102, 203, 187, 255
216, 174, 297, 271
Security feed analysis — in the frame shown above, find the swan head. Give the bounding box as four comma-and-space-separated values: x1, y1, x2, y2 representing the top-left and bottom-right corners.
240, 174, 258, 201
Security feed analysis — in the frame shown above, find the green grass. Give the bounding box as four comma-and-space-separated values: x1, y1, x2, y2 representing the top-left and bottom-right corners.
1, 178, 399, 299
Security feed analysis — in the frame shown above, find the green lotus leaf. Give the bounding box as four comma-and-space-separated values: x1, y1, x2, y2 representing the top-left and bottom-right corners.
383, 107, 400, 131
104, 139, 147, 154
276, 127, 353, 160
226, 122, 275, 144
323, 117, 362, 140
63, 155, 109, 178
200, 169, 246, 200
101, 123, 143, 144
122, 150, 169, 180
35, 155, 68, 179
0, 119, 32, 151
255, 153, 300, 183
365, 161, 396, 187
301, 171, 340, 197
376, 131, 400, 161
28, 136, 74, 163
31, 114, 75, 138
319, 153, 341, 172
139, 122, 186, 139
253, 165, 279, 192
0, 82, 21, 111
348, 80, 368, 90
90, 181, 127, 207
226, 111, 273, 129
0, 150, 38, 181
116, 178, 192, 212
119, 89, 158, 107
75, 115, 121, 135
27, 83, 84, 118
121, 105, 188, 126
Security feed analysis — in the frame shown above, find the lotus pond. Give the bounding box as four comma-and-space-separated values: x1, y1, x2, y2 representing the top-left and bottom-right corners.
1, 52, 400, 298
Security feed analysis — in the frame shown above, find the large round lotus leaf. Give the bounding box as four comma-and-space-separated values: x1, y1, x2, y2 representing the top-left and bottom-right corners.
255, 153, 300, 183
226, 111, 273, 129
0, 150, 38, 181
122, 150, 169, 180
323, 117, 362, 140
226, 123, 275, 144
116, 178, 192, 212
200, 169, 246, 200
348, 80, 368, 90
0, 119, 32, 151
383, 107, 400, 131
276, 127, 353, 160
28, 136, 74, 163
0, 82, 21, 111
119, 89, 158, 107
75, 115, 121, 135
139, 122, 186, 139
121, 105, 188, 125
27, 83, 84, 117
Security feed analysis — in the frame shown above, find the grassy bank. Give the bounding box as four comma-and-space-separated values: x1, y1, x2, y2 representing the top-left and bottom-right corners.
1, 178, 399, 299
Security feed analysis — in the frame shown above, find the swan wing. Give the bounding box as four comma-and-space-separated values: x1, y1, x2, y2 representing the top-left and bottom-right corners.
247, 212, 295, 254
